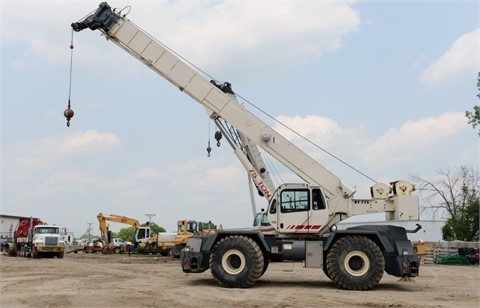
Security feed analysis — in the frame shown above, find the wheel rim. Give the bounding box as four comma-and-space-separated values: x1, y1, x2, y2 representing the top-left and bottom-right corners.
344, 251, 370, 277
222, 249, 246, 275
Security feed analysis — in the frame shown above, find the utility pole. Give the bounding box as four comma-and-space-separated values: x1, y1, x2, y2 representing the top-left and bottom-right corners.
86, 222, 94, 241
145, 214, 156, 226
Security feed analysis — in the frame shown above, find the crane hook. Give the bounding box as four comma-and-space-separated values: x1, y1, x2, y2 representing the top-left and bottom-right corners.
65, 30, 75, 127
206, 141, 212, 157
64, 102, 74, 127
215, 131, 222, 147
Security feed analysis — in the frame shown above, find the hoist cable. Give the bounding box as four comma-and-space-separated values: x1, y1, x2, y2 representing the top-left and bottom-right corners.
68, 29, 74, 108
236, 93, 378, 184
64, 29, 75, 127
133, 23, 377, 184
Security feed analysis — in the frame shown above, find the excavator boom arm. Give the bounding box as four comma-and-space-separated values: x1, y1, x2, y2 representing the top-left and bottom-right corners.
97, 212, 142, 246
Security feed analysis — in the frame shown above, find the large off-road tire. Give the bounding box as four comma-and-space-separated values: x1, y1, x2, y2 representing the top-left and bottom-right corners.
32, 248, 39, 259
57, 252, 64, 259
326, 235, 384, 290
209, 235, 264, 288
323, 267, 332, 281
260, 257, 270, 277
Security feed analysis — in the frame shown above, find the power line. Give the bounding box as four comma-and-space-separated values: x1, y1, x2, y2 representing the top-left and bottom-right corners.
145, 214, 156, 226
86, 222, 94, 241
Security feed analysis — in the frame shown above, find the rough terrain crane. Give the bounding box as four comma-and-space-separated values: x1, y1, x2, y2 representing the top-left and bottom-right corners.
72, 2, 421, 290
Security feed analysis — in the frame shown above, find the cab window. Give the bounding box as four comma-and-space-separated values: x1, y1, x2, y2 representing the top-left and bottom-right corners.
312, 188, 326, 210
137, 228, 146, 239
280, 189, 309, 213
269, 199, 277, 214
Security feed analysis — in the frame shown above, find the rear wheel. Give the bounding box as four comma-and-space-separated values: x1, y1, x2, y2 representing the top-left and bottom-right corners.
323, 266, 332, 281
209, 235, 264, 288
260, 257, 270, 277
326, 235, 384, 290
19, 246, 26, 257
32, 248, 39, 259
7, 244, 17, 256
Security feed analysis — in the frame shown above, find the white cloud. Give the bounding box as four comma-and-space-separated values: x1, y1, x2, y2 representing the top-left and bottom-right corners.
35, 171, 101, 198
190, 165, 244, 192
2, 1, 360, 78
5, 130, 120, 174
264, 112, 474, 197
31, 39, 66, 64
271, 112, 470, 174
361, 112, 468, 166
154, 1, 361, 76
272, 114, 366, 162
420, 28, 479, 86
134, 167, 164, 181
162, 158, 245, 195
61, 130, 120, 154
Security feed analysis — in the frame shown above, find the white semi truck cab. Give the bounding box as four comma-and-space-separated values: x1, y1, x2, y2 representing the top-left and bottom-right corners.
12, 219, 66, 258
30, 225, 66, 258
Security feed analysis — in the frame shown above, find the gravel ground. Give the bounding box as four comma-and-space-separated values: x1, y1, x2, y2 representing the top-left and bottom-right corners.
1, 252, 479, 308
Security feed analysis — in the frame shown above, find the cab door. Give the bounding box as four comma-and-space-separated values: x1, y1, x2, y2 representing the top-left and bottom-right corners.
135, 226, 150, 242
276, 188, 311, 233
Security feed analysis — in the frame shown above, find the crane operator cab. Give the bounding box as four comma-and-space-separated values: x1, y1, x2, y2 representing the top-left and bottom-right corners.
267, 184, 328, 234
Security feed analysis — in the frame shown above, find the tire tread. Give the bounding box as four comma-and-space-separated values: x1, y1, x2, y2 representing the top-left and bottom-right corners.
326, 235, 384, 290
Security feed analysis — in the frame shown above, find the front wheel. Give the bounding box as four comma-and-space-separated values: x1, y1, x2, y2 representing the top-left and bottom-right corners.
209, 235, 264, 288
326, 235, 384, 290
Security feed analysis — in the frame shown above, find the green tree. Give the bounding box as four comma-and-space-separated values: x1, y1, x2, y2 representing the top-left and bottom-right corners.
411, 166, 479, 241
441, 193, 479, 241
149, 222, 166, 234
117, 227, 136, 242
202, 221, 217, 230
465, 72, 480, 136
77, 231, 100, 240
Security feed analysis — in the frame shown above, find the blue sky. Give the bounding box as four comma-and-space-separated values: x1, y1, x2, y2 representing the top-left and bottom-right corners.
2, 1, 478, 237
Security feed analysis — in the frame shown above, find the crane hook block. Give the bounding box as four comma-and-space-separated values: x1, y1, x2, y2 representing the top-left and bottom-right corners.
64, 107, 74, 127
215, 131, 222, 147
206, 141, 212, 157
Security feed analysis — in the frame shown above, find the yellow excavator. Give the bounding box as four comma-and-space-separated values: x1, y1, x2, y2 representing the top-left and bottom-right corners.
97, 213, 147, 253
97, 213, 217, 255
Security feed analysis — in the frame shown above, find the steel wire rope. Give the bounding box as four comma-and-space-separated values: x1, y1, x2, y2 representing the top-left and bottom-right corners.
64, 28, 76, 127
131, 21, 378, 184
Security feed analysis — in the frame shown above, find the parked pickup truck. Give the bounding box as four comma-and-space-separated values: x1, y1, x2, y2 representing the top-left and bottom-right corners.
109, 238, 124, 253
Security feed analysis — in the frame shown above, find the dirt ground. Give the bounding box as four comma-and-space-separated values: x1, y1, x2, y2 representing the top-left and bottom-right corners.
0, 252, 479, 308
